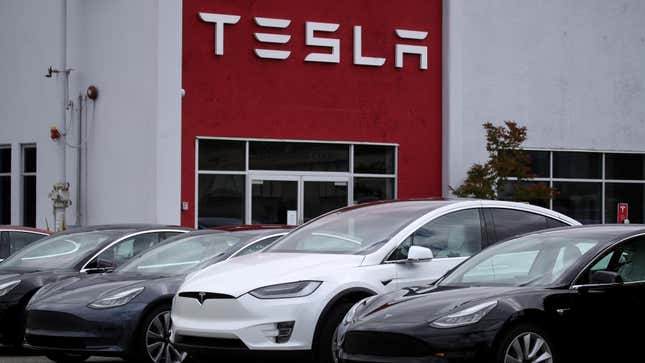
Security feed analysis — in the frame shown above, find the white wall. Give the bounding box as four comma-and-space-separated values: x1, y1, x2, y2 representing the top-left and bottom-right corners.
444, 0, 645, 193
0, 0, 182, 228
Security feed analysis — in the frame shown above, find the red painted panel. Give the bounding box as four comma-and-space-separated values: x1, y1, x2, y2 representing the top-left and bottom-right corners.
181, 0, 443, 226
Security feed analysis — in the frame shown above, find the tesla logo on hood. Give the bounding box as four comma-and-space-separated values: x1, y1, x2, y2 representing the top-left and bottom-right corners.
198, 292, 207, 305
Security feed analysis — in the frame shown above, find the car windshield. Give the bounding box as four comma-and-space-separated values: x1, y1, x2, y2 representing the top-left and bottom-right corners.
440, 232, 605, 287
268, 201, 448, 254
117, 233, 245, 275
0, 230, 128, 270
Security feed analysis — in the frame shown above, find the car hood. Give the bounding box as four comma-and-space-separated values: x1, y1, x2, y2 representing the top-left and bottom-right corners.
30, 272, 183, 306
180, 252, 365, 297
353, 285, 532, 326
0, 268, 79, 303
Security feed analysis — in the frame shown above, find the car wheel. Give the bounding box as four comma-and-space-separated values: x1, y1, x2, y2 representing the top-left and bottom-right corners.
495, 323, 557, 363
132, 304, 187, 363
45, 353, 90, 363
314, 301, 355, 363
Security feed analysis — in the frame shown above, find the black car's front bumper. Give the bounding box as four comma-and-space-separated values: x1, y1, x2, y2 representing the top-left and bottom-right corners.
23, 304, 146, 357
338, 327, 497, 363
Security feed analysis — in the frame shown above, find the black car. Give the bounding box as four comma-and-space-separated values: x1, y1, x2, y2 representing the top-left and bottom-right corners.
24, 227, 292, 363
0, 224, 190, 349
337, 225, 645, 363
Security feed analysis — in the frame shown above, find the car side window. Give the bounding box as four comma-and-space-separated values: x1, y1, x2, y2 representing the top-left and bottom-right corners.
9, 231, 44, 255
584, 237, 645, 283
86, 232, 162, 270
490, 209, 550, 242
387, 209, 482, 261
0, 232, 8, 259
236, 235, 283, 257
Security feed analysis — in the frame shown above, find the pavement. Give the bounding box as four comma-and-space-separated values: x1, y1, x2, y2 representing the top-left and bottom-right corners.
0, 354, 119, 363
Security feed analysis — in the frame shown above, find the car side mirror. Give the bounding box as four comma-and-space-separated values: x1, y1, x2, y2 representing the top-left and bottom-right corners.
590, 270, 623, 285
407, 246, 434, 262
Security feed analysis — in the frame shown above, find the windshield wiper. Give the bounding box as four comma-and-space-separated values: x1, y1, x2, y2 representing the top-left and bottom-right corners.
518, 273, 552, 287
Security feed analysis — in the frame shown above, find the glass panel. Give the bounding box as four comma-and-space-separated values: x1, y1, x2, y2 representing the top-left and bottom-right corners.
605, 183, 644, 224
22, 175, 36, 227
236, 235, 283, 257
251, 180, 298, 224
304, 181, 348, 223
198, 174, 245, 228
0, 148, 10, 174
553, 182, 602, 224
249, 142, 349, 172
404, 209, 482, 259
605, 153, 645, 180
8, 231, 44, 255
354, 145, 395, 174
490, 209, 548, 242
199, 140, 245, 171
553, 151, 601, 179
497, 181, 550, 208
0, 176, 9, 225
23, 146, 36, 173
526, 150, 549, 178
91, 233, 161, 269
353, 177, 395, 204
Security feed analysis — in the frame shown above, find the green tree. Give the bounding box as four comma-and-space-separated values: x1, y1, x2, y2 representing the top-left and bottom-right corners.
452, 121, 555, 204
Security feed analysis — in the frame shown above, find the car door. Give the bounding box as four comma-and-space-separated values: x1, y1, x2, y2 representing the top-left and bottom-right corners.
569, 236, 645, 359
387, 208, 485, 289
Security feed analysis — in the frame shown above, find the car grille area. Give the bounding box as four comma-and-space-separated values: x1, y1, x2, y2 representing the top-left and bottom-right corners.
343, 331, 432, 357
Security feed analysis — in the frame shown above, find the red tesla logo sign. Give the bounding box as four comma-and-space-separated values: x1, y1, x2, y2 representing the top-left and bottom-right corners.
618, 203, 629, 224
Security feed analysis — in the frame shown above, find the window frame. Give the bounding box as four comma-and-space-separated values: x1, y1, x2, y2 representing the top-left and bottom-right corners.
195, 137, 398, 228
510, 149, 645, 224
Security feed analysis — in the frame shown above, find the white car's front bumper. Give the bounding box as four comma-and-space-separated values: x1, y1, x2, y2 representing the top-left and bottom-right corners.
171, 292, 324, 351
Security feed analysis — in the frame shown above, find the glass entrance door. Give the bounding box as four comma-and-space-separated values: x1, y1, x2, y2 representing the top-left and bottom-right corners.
303, 178, 348, 223
248, 175, 349, 225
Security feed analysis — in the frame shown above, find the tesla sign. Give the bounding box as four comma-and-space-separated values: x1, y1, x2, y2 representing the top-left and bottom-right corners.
199, 12, 429, 70
618, 203, 629, 224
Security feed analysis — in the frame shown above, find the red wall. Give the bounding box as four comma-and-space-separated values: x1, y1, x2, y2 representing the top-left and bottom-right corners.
181, 0, 443, 226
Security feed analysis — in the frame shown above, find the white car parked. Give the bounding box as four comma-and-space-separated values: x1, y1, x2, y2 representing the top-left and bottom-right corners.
171, 199, 579, 362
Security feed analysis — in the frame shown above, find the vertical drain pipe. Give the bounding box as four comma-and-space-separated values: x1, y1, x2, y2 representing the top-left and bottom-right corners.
76, 93, 83, 225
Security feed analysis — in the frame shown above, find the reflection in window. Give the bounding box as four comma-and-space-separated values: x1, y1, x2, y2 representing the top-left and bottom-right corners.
605, 153, 645, 180
354, 177, 395, 204
526, 150, 550, 178
410, 209, 482, 258
553, 151, 601, 179
199, 140, 245, 171
198, 175, 245, 228
250, 142, 349, 172
354, 145, 395, 174
0, 147, 10, 225
553, 182, 602, 224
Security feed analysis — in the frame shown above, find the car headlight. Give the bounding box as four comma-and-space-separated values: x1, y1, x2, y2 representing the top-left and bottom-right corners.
430, 300, 498, 329
0, 280, 20, 297
249, 281, 322, 299
88, 287, 144, 309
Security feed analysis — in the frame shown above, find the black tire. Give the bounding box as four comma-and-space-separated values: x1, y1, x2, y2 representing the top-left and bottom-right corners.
129, 304, 186, 363
314, 301, 355, 363
45, 353, 90, 363
494, 323, 558, 363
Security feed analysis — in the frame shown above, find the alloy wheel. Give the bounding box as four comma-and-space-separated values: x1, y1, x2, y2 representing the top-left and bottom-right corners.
331, 328, 339, 363
504, 332, 553, 363
145, 311, 187, 363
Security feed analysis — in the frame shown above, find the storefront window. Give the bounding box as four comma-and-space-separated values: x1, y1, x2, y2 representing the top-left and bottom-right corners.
22, 145, 36, 227
553, 151, 602, 179
605, 153, 645, 180
553, 182, 602, 224
605, 183, 644, 224
199, 140, 245, 171
354, 145, 395, 174
198, 174, 245, 228
354, 177, 395, 204
0, 147, 10, 225
526, 150, 549, 178
250, 142, 349, 172
497, 180, 550, 209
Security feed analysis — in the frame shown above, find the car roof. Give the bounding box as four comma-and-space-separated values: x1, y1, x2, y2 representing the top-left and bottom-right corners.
211, 224, 295, 232
0, 226, 50, 234
520, 224, 645, 246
